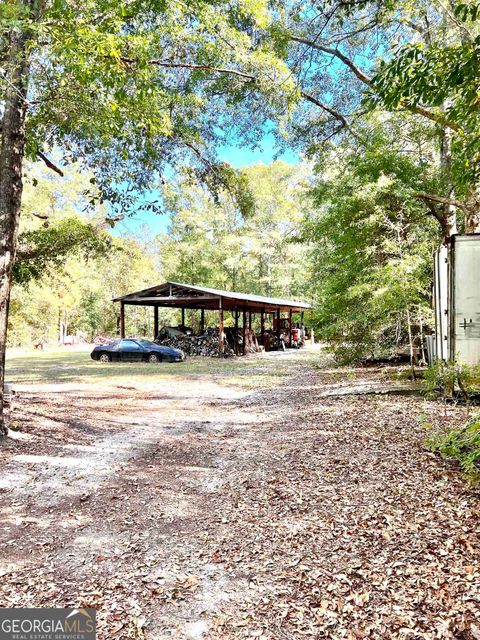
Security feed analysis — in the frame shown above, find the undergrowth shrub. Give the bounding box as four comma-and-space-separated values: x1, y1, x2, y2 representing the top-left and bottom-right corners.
424, 360, 480, 403
427, 417, 480, 483
423, 360, 480, 482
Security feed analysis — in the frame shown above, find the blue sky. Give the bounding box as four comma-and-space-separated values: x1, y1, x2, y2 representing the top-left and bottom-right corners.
113, 133, 299, 238
218, 132, 298, 168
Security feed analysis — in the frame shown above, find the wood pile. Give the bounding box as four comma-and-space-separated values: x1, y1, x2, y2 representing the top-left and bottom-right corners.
156, 328, 231, 357
156, 327, 262, 357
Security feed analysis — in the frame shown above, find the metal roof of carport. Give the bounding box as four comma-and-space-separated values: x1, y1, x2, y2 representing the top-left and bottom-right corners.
113, 281, 313, 313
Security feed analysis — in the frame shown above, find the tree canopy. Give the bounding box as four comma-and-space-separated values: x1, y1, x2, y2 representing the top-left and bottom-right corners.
157, 161, 310, 299
1, 0, 296, 211
304, 129, 438, 361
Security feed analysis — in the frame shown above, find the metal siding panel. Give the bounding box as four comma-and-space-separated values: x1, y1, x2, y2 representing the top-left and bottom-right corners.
451, 235, 480, 364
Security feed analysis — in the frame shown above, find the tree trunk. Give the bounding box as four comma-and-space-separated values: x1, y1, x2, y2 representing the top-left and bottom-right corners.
464, 185, 480, 233
439, 125, 458, 241
438, 125, 480, 236
0, 12, 34, 437
405, 308, 416, 377
419, 310, 426, 364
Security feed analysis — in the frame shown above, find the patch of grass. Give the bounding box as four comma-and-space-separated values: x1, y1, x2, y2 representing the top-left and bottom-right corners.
5, 348, 250, 384
5, 346, 317, 389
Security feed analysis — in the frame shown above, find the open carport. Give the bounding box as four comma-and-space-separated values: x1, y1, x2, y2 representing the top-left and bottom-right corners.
113, 281, 313, 355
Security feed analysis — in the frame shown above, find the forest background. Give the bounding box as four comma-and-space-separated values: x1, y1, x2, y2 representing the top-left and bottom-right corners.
5, 0, 480, 363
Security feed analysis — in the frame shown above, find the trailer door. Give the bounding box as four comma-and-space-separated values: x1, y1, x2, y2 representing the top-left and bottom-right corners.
451, 235, 480, 365
434, 245, 449, 361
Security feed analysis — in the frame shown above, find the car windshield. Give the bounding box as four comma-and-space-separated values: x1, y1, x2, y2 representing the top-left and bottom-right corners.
138, 340, 154, 348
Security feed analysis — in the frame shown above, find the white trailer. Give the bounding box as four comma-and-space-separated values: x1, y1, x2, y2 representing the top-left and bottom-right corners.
433, 234, 480, 365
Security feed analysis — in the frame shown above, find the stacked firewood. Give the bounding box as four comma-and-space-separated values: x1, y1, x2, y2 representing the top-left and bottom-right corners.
156, 328, 232, 357
156, 326, 262, 357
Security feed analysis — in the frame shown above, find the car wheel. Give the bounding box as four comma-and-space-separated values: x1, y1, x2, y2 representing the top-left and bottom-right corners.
148, 353, 161, 364
98, 352, 111, 363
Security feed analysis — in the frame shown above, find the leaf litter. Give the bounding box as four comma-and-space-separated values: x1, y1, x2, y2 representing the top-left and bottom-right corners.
0, 351, 478, 639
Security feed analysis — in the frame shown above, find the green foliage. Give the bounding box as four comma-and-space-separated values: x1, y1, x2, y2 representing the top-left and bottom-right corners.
304, 131, 438, 362
1, 0, 296, 215
260, 0, 480, 232
454, 2, 480, 22
14, 218, 112, 284
8, 160, 311, 346
8, 235, 165, 345
11, 161, 112, 284
157, 161, 310, 299
427, 416, 480, 482
188, 162, 256, 219
424, 360, 480, 402
371, 4, 480, 186
7, 162, 167, 345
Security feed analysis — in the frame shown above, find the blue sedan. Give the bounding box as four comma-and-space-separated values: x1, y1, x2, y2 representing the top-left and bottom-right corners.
91, 339, 185, 364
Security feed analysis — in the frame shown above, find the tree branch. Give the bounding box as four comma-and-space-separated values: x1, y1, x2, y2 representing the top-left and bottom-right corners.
120, 58, 257, 82
290, 35, 461, 132
36, 151, 64, 177
120, 53, 439, 142
415, 192, 467, 212
419, 198, 444, 227
121, 57, 355, 140
0, 124, 65, 177
301, 91, 361, 139
301, 91, 348, 125
291, 35, 373, 86
401, 105, 460, 132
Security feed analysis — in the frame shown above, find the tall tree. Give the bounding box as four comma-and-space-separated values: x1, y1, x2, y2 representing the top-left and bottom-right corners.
304, 132, 438, 362
157, 161, 309, 299
372, 2, 480, 235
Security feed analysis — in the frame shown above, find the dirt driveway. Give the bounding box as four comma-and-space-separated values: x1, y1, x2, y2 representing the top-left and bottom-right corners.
0, 348, 479, 639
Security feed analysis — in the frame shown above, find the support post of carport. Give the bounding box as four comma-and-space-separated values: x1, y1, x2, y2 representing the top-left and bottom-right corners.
288, 309, 293, 348
248, 312, 252, 330
181, 308, 185, 327
242, 309, 247, 355
276, 308, 281, 347
218, 297, 224, 356
301, 311, 304, 343
120, 302, 125, 338
234, 311, 239, 354
154, 305, 159, 340
200, 309, 205, 333
261, 309, 265, 345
